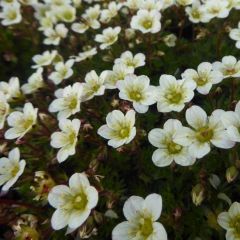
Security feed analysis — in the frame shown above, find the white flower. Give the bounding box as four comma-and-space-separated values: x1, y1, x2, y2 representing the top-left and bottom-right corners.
114, 51, 145, 69
51, 119, 80, 163
100, 2, 122, 23
0, 77, 21, 101
162, 0, 175, 9
0, 2, 22, 26
0, 92, 9, 129
149, 119, 196, 167
174, 105, 235, 159
182, 62, 223, 95
125, 0, 144, 10
49, 82, 83, 120
131, 10, 161, 34
117, 74, 157, 113
55, 5, 76, 23
221, 101, 240, 142
205, 0, 230, 19
21, 68, 45, 94
82, 70, 106, 101
218, 202, 240, 240
5, 102, 38, 140
185, 1, 211, 23
49, 60, 74, 85
176, 0, 193, 6
95, 26, 121, 50
0, 148, 26, 191
73, 47, 97, 62
48, 173, 98, 230
103, 63, 134, 89
72, 5, 101, 33
212, 56, 240, 78
229, 22, 240, 49
141, 0, 163, 11
98, 110, 136, 148
156, 74, 196, 113
43, 23, 68, 45
32, 50, 57, 69
112, 193, 167, 240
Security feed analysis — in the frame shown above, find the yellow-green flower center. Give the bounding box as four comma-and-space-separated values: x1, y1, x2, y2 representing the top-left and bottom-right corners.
142, 19, 153, 29
167, 141, 182, 154
67, 96, 78, 110
22, 118, 34, 130
11, 164, 20, 177
139, 217, 154, 238
166, 90, 183, 104
62, 11, 74, 22
195, 75, 208, 86
106, 35, 117, 44
129, 90, 143, 102
196, 126, 213, 143
191, 9, 201, 19
68, 131, 77, 145
7, 10, 17, 21
72, 192, 88, 210
224, 68, 237, 76
229, 215, 240, 238
119, 126, 130, 138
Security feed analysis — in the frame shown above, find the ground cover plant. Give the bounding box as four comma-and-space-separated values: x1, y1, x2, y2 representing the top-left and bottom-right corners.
0, 0, 240, 239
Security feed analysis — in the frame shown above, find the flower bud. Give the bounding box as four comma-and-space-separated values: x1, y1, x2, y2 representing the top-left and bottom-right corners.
191, 184, 205, 206
125, 28, 135, 40
226, 166, 239, 183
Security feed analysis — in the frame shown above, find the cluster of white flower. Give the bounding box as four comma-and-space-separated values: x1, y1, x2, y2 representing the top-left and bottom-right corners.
185, 0, 240, 23
0, 0, 240, 239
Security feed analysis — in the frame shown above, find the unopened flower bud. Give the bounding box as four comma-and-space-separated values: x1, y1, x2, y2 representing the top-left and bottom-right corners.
226, 166, 239, 183
192, 184, 204, 206
125, 28, 135, 40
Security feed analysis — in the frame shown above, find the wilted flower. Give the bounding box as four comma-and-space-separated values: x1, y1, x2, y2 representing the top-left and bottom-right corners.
31, 171, 55, 203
